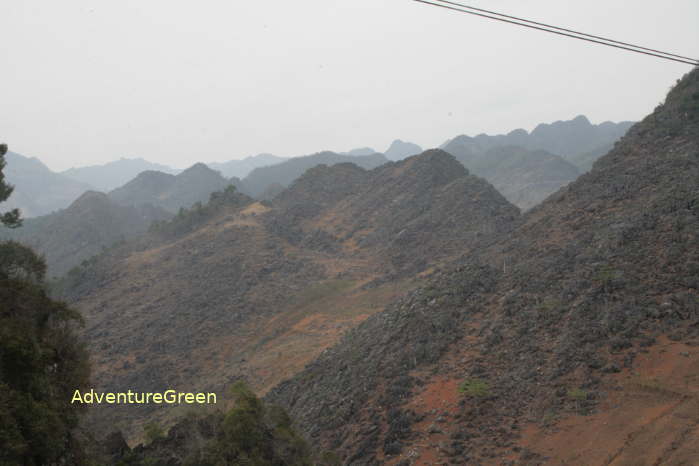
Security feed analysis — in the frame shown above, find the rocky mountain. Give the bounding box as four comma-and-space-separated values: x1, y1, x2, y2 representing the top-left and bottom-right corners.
463, 145, 581, 210
266, 68, 699, 464
384, 139, 423, 161
108, 163, 231, 212
61, 157, 180, 192
441, 116, 633, 209
0, 191, 171, 278
3, 151, 93, 217
57, 149, 519, 443
444, 115, 633, 161
208, 153, 287, 179
240, 151, 389, 197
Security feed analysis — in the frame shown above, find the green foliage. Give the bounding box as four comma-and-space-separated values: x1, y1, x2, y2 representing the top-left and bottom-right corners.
150, 184, 244, 238
143, 422, 165, 444
458, 378, 490, 398
566, 388, 587, 401
0, 240, 46, 282
0, 142, 91, 465
0, 143, 21, 228
197, 381, 313, 466
0, 275, 91, 465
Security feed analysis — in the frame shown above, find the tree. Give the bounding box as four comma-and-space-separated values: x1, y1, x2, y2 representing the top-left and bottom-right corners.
0, 144, 91, 465
0, 143, 21, 228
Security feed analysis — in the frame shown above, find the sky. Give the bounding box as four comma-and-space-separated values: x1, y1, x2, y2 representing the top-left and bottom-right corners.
2, 0, 698, 172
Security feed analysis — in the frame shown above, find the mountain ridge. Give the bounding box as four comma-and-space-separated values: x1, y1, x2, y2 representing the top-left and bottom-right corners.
265, 69, 699, 464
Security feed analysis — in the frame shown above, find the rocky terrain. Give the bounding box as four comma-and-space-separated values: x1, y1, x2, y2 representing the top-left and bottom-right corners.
57, 149, 519, 444
266, 68, 699, 464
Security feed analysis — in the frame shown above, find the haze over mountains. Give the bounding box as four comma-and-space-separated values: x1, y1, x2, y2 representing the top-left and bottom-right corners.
5, 115, 630, 222
2, 116, 635, 282
3, 151, 92, 217
61, 157, 180, 192
3, 67, 698, 465
0, 191, 171, 277
56, 147, 519, 442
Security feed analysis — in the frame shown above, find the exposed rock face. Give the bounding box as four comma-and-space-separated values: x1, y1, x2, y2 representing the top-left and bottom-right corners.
59, 150, 520, 443
267, 69, 699, 464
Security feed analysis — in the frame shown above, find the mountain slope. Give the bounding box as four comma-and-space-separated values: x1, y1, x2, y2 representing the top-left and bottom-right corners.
61, 158, 179, 192
3, 151, 93, 217
108, 163, 230, 212
267, 69, 699, 464
442, 116, 632, 209
58, 150, 519, 443
0, 191, 171, 277
469, 146, 581, 210
240, 151, 389, 197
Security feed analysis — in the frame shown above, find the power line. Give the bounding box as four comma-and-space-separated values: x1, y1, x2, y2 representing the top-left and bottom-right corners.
432, 0, 698, 63
413, 0, 699, 66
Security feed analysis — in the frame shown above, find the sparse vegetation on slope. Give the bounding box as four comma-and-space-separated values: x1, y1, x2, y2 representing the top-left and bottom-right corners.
267, 69, 699, 464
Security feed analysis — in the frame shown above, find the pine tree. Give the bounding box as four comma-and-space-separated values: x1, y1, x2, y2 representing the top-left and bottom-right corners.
0, 144, 91, 465
0, 143, 21, 228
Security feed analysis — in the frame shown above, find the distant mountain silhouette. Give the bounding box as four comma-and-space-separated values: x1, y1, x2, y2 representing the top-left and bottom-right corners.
0, 191, 171, 277
61, 157, 179, 192
341, 147, 378, 156
240, 151, 389, 197
444, 115, 633, 162
108, 163, 231, 212
208, 153, 287, 179
3, 151, 93, 217
384, 139, 423, 160
456, 145, 581, 210
442, 116, 632, 209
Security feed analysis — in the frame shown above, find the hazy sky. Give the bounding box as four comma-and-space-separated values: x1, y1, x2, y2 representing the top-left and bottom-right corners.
2, 0, 698, 171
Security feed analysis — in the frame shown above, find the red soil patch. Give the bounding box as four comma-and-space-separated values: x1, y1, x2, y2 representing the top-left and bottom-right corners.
516, 336, 699, 466
384, 377, 461, 465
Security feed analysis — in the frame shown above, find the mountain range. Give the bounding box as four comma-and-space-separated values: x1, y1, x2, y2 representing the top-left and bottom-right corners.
56, 148, 519, 443
3, 66, 697, 464
3, 151, 93, 217
61, 157, 180, 192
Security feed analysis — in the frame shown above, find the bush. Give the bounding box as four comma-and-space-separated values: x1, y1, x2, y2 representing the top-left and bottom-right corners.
458, 378, 490, 398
